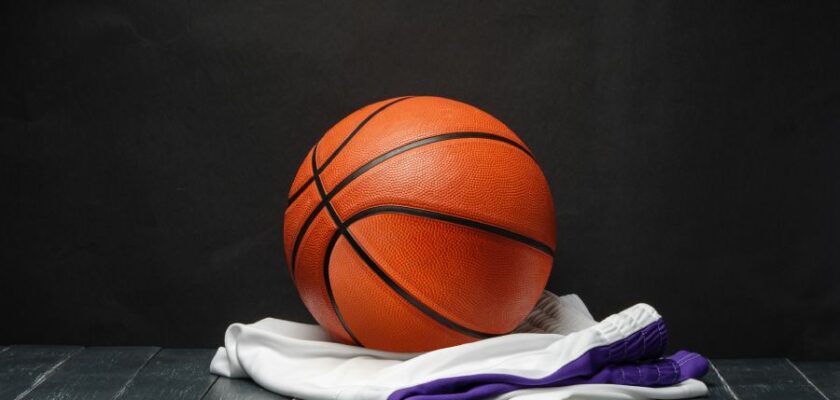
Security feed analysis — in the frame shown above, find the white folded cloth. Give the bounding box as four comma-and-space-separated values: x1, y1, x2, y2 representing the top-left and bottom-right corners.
210, 292, 708, 400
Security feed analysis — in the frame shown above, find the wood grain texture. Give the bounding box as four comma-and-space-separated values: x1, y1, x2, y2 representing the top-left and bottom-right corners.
793, 361, 839, 400
18, 346, 159, 400
203, 377, 291, 400
115, 349, 218, 400
0, 345, 83, 399
713, 358, 826, 400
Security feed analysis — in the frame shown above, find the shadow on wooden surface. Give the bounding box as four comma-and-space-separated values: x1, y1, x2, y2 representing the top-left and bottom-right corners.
205, 377, 291, 400
118, 349, 218, 400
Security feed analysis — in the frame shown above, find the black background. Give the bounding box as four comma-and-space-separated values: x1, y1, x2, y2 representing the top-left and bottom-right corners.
2, 1, 839, 359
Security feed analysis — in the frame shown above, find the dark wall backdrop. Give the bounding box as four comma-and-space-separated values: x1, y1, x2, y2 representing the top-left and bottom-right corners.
2, 1, 839, 359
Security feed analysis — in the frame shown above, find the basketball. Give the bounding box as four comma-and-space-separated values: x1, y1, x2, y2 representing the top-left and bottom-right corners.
283, 96, 556, 352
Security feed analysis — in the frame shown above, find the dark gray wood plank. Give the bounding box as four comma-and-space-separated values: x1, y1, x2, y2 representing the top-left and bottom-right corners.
116, 348, 218, 400
701, 361, 738, 399
19, 346, 160, 400
0, 345, 83, 399
713, 358, 827, 400
793, 361, 839, 400
203, 377, 291, 400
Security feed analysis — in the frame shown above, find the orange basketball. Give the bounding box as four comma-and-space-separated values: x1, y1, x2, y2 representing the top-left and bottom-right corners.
283, 96, 556, 352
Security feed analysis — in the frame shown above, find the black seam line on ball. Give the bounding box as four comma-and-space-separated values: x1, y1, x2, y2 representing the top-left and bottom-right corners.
344, 205, 554, 257
328, 131, 533, 196
287, 96, 415, 205
311, 150, 498, 340
290, 131, 533, 275
290, 202, 325, 276
311, 145, 363, 347
292, 102, 415, 275
322, 229, 364, 347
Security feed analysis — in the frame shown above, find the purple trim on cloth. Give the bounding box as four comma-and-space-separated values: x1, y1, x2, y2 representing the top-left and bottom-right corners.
668, 350, 710, 382
588, 350, 708, 386
387, 319, 709, 400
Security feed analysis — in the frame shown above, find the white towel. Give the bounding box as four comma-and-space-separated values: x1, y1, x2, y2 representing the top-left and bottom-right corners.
210, 292, 708, 400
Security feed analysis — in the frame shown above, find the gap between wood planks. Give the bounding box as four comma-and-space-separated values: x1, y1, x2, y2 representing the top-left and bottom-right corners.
709, 360, 741, 400
787, 359, 831, 400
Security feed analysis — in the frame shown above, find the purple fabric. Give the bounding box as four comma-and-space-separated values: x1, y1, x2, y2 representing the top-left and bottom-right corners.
387, 319, 709, 400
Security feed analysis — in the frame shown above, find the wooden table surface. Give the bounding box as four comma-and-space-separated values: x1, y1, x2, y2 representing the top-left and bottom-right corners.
0, 346, 837, 399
